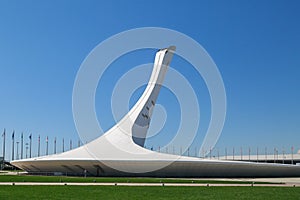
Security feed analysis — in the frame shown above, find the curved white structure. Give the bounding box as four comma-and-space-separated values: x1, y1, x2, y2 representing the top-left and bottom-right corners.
11, 46, 300, 177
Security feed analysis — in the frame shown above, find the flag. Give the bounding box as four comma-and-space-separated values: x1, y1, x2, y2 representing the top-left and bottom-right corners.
2, 128, 5, 137
29, 134, 32, 140
46, 136, 48, 142
21, 132, 23, 139
12, 130, 14, 139
38, 135, 40, 142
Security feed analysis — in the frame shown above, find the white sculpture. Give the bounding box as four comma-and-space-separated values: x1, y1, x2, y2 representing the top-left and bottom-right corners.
11, 46, 300, 177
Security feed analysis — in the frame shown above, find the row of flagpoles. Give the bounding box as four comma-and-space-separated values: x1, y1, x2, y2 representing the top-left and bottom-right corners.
2, 128, 298, 163
1, 128, 81, 162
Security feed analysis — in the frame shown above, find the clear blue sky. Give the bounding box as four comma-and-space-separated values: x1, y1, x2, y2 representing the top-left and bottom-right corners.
1, 0, 300, 160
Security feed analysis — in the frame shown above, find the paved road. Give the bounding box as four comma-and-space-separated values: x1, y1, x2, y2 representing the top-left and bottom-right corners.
2, 171, 300, 187
192, 177, 300, 185
0, 182, 299, 187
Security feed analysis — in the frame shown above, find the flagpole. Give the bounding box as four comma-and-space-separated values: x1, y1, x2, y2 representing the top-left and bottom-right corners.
54, 137, 56, 154
62, 138, 64, 152
46, 136, 48, 155
25, 143, 28, 158
2, 129, 6, 166
29, 134, 32, 158
16, 141, 19, 160
21, 132, 23, 159
38, 135, 40, 157
11, 131, 15, 161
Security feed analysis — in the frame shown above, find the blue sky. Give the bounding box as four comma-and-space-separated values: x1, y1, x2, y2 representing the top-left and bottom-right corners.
0, 0, 300, 159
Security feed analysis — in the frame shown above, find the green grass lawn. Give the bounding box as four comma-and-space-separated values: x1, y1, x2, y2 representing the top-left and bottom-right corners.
0, 175, 276, 184
0, 186, 299, 200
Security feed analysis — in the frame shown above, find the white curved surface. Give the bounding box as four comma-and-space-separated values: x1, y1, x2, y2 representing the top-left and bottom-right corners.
11, 46, 300, 177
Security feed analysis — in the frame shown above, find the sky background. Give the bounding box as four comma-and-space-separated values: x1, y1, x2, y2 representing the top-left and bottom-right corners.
0, 0, 300, 160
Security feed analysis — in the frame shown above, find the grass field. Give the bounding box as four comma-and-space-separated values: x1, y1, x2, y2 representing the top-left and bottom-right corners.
0, 185, 299, 199
0, 174, 276, 184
